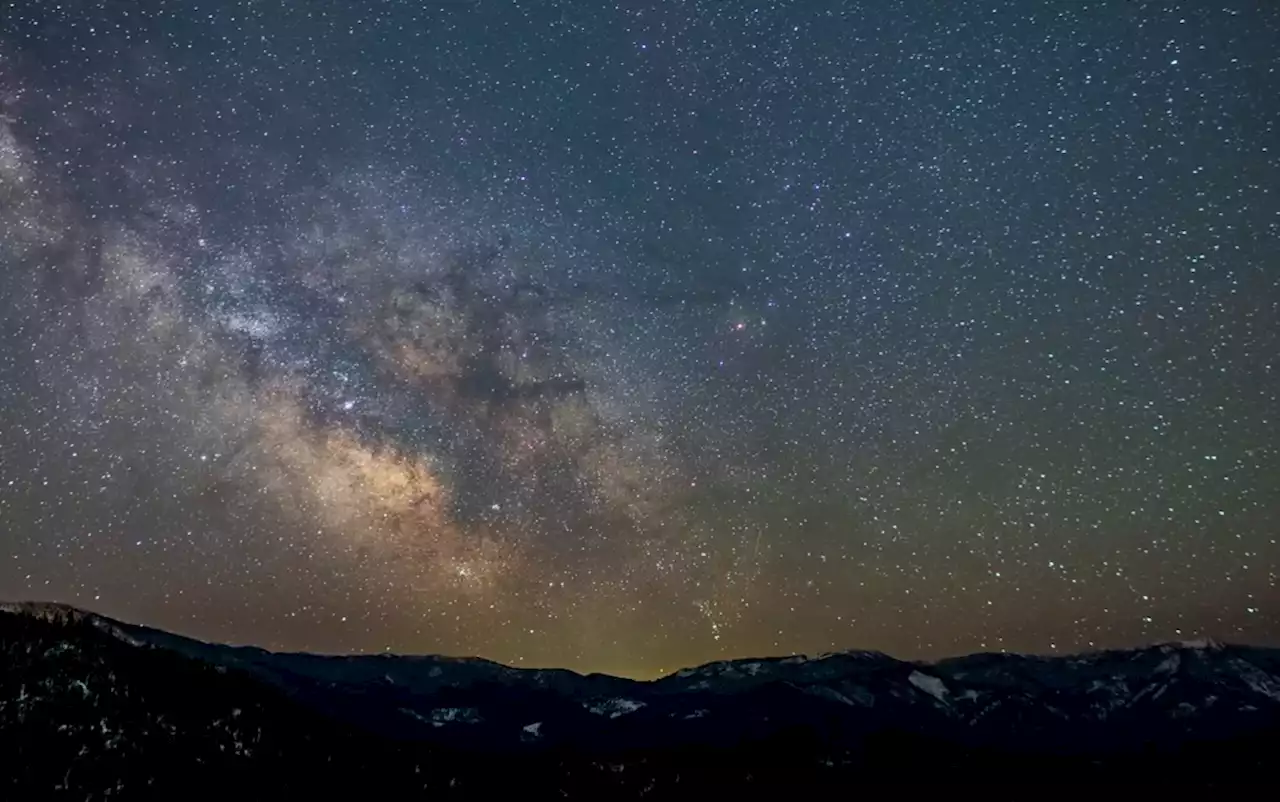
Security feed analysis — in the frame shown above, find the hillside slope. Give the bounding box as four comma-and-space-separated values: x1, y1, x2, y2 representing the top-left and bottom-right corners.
1, 602, 1277, 796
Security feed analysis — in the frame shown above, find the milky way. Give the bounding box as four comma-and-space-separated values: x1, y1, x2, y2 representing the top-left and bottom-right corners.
0, 1, 1277, 677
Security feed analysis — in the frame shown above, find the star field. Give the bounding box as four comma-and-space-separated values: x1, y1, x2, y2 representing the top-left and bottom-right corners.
0, 0, 1277, 678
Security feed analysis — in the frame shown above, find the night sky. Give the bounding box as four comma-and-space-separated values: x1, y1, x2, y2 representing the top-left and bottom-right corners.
0, 0, 1277, 679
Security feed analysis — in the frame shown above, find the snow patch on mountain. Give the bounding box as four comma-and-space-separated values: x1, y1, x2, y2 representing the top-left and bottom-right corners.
1230, 658, 1280, 702
402, 707, 484, 727
908, 671, 949, 702
1156, 653, 1181, 673
588, 698, 646, 718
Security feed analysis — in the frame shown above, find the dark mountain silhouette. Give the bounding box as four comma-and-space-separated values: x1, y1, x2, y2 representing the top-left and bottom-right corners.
1, 601, 1277, 797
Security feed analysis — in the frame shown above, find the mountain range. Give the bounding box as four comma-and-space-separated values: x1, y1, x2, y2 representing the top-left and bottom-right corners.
2, 601, 1277, 796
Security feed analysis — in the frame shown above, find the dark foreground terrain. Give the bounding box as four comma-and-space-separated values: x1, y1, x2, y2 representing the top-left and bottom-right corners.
1, 601, 1277, 797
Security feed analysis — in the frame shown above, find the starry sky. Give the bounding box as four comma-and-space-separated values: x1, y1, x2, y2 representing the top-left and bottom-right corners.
0, 0, 1277, 679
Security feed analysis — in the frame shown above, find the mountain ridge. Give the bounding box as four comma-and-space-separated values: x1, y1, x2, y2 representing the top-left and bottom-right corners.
1, 600, 1277, 795
0, 598, 1243, 681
